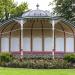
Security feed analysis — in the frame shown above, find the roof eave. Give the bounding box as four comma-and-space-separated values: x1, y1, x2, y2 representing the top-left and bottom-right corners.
22, 16, 51, 19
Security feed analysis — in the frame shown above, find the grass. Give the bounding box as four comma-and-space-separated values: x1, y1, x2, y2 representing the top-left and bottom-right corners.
0, 67, 75, 75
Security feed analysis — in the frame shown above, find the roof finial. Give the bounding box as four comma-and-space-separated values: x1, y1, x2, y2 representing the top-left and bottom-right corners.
36, 3, 39, 10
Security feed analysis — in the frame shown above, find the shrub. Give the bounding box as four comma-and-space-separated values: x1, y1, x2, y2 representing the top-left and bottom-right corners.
50, 59, 71, 69
0, 54, 75, 69
64, 54, 75, 63
0, 52, 13, 63
2, 58, 73, 69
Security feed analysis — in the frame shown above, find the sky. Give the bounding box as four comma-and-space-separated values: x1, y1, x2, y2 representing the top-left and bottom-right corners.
15, 0, 54, 12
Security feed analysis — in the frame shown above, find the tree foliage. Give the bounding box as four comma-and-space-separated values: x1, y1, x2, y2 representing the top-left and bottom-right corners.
10, 2, 28, 18
0, 0, 28, 20
54, 0, 75, 20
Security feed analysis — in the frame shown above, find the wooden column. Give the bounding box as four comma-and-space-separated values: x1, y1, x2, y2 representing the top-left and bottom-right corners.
41, 20, 44, 52
64, 23, 74, 53
31, 20, 34, 52
64, 32, 66, 53
0, 25, 8, 52
68, 27, 74, 53
59, 22, 66, 53
31, 26, 33, 52
9, 24, 16, 52
9, 32, 11, 52
19, 21, 22, 52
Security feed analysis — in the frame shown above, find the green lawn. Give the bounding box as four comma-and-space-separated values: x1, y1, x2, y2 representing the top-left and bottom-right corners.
0, 67, 75, 75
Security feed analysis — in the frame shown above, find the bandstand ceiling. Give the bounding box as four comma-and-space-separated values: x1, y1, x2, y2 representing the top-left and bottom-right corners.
0, 18, 75, 35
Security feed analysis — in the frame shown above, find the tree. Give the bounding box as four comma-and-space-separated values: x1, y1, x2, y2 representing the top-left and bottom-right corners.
0, 6, 4, 20
10, 2, 28, 17
0, 0, 28, 20
0, 0, 15, 20
54, 0, 75, 20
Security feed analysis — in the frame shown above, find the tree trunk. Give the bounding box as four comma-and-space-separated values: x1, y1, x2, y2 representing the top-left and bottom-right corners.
5, 7, 9, 20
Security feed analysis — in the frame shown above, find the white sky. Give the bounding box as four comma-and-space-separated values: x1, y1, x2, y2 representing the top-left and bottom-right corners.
15, 0, 54, 12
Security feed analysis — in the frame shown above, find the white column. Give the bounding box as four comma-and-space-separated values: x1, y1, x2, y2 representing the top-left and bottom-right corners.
20, 20, 24, 59
52, 20, 55, 59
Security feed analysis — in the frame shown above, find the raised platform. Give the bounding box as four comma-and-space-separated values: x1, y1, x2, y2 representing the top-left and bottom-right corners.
12, 51, 66, 58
